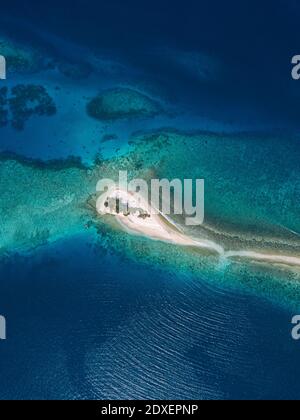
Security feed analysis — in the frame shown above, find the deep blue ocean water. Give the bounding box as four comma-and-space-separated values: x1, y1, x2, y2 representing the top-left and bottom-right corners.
0, 0, 300, 400
0, 234, 299, 400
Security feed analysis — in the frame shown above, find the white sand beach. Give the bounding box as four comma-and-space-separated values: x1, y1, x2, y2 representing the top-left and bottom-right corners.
96, 187, 300, 269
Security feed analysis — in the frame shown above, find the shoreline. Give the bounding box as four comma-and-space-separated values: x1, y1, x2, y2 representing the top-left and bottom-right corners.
96, 187, 300, 270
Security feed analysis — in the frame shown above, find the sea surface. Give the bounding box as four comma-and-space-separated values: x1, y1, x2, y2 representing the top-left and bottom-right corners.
0, 0, 299, 400
0, 234, 299, 400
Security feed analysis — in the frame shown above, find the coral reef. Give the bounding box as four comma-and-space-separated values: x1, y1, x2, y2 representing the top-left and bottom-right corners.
0, 130, 299, 309
9, 84, 57, 130
0, 39, 42, 74
86, 88, 162, 121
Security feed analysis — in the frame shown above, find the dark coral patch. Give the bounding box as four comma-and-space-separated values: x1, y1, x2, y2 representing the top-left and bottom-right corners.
9, 85, 57, 130
0, 87, 8, 127
87, 88, 162, 122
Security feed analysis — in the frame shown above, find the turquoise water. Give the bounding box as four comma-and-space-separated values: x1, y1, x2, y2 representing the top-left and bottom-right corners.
0, 2, 300, 400
129, 131, 300, 233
